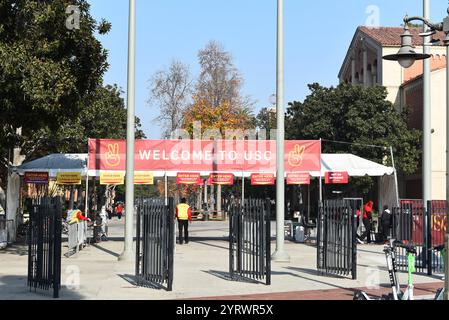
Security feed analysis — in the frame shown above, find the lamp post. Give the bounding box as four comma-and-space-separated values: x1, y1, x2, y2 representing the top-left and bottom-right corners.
119, 0, 136, 262
272, 0, 290, 262
383, 7, 449, 300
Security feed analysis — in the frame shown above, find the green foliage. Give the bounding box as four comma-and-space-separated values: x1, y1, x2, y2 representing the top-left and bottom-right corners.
0, 0, 144, 186
286, 83, 421, 193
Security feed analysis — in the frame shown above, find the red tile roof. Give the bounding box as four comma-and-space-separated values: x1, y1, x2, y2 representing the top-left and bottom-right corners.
358, 26, 445, 46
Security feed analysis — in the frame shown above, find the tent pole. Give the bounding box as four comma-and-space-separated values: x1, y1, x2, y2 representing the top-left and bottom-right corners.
390, 146, 400, 207
241, 174, 245, 204
164, 172, 168, 206
85, 154, 89, 216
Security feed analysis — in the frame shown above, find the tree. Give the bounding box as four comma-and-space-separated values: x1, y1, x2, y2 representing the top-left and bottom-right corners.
0, 1, 142, 187
195, 40, 254, 112
21, 85, 145, 159
149, 60, 193, 137
286, 83, 421, 194
255, 107, 277, 139
183, 96, 255, 136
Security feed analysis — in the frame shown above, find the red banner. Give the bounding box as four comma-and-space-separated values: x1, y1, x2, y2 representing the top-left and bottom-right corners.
176, 173, 202, 185
88, 139, 321, 173
325, 172, 349, 184
287, 173, 310, 185
251, 173, 275, 186
208, 173, 234, 186
24, 172, 49, 185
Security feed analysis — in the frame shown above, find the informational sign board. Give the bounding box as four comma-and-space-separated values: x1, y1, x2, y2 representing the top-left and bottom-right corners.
24, 172, 49, 185
134, 172, 154, 185
176, 173, 202, 185
251, 173, 275, 186
57, 172, 81, 185
208, 173, 234, 186
100, 172, 125, 185
287, 173, 311, 185
325, 172, 349, 184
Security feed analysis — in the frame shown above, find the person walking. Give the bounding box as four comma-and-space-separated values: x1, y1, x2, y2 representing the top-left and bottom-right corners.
115, 202, 124, 220
380, 206, 392, 243
176, 198, 192, 245
360, 200, 374, 244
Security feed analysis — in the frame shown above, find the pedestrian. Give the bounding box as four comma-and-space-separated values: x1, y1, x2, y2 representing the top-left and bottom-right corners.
360, 200, 374, 244
176, 198, 192, 245
380, 206, 392, 243
115, 202, 124, 220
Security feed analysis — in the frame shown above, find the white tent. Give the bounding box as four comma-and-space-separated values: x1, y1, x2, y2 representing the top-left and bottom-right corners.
12, 152, 398, 218
315, 154, 395, 177
14, 153, 395, 178
15, 154, 87, 177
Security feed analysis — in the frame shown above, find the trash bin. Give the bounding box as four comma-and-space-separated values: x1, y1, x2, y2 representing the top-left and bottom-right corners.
0, 220, 8, 249
295, 226, 305, 243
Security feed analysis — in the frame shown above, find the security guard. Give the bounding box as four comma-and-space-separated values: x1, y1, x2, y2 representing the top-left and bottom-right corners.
176, 198, 192, 245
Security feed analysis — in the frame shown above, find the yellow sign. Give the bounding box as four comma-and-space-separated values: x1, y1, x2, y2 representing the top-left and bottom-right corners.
134, 172, 154, 185
57, 172, 81, 185
100, 172, 125, 185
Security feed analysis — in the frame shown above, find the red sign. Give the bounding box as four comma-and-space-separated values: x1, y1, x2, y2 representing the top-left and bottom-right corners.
251, 173, 275, 186
287, 173, 310, 185
176, 173, 202, 185
208, 173, 234, 186
325, 172, 349, 184
24, 172, 49, 185
88, 139, 321, 173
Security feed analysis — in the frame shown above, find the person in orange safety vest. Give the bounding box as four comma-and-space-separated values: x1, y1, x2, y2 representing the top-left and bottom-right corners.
176, 198, 192, 245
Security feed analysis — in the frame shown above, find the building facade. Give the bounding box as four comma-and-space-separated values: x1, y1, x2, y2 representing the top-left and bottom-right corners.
339, 26, 447, 200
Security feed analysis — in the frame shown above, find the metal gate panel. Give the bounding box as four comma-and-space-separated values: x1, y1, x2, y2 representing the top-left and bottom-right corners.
27, 197, 62, 298
229, 199, 271, 285
317, 200, 357, 279
392, 200, 446, 275
135, 198, 174, 291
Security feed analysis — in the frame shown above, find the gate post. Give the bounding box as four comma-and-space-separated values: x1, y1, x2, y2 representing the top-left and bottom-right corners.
53, 198, 62, 299
427, 200, 433, 276
135, 198, 141, 286
265, 199, 271, 285
351, 202, 357, 280
167, 198, 174, 292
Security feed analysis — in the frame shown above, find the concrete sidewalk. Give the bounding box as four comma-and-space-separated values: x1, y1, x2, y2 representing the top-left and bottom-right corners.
0, 219, 444, 300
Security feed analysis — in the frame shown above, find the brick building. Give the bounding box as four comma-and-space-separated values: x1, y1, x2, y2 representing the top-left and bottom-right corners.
339, 26, 447, 200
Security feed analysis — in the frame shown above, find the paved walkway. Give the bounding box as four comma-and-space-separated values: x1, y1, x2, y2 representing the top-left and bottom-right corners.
0, 219, 444, 300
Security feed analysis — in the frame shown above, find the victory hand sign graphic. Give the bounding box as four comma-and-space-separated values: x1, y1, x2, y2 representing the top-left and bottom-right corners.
105, 143, 121, 167
288, 145, 305, 167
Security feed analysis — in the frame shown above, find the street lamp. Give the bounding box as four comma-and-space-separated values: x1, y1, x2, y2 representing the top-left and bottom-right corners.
382, 8, 449, 300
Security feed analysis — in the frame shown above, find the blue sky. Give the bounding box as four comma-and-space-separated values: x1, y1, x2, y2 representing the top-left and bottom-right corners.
88, 0, 449, 139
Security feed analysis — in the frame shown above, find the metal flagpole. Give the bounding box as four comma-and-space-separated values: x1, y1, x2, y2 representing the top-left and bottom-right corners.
272, 0, 289, 262
119, 0, 136, 261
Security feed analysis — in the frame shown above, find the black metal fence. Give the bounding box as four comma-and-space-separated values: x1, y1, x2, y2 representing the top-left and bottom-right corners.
27, 197, 62, 298
392, 200, 446, 275
135, 198, 174, 291
317, 200, 357, 279
229, 199, 271, 285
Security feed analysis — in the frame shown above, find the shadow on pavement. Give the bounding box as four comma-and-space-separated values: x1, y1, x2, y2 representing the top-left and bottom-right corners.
202, 270, 263, 285
0, 244, 28, 256
0, 275, 87, 300
91, 244, 121, 258
191, 240, 228, 251
118, 274, 167, 291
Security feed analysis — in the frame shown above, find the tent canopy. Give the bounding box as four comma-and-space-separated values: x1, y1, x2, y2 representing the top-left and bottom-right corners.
15, 154, 87, 177
14, 153, 394, 178
316, 154, 394, 177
